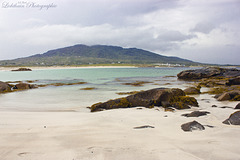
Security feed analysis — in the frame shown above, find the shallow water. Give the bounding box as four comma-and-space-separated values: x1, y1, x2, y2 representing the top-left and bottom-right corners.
0, 67, 194, 111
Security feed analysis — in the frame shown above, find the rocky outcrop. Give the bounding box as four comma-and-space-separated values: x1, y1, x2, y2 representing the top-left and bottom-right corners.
181, 121, 205, 132
182, 111, 210, 117
14, 83, 37, 90
0, 81, 38, 93
0, 81, 12, 93
184, 87, 201, 95
177, 67, 240, 80
217, 90, 240, 101
11, 68, 32, 71
90, 88, 198, 112
226, 76, 240, 86
222, 111, 240, 125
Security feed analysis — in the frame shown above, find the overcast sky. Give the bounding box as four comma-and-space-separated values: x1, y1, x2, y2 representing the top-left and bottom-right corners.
0, 0, 239, 64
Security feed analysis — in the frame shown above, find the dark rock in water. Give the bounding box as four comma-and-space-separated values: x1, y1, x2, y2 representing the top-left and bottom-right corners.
15, 83, 31, 89
222, 111, 240, 125
0, 81, 12, 93
0, 81, 38, 93
182, 111, 210, 117
181, 121, 205, 132
184, 87, 201, 95
177, 67, 240, 80
11, 68, 32, 71
14, 83, 37, 90
133, 125, 155, 129
90, 88, 198, 112
217, 90, 240, 101
226, 76, 240, 86
235, 103, 240, 109
212, 105, 218, 108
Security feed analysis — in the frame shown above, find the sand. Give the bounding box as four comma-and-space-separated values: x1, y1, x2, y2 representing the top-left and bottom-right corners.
0, 93, 240, 160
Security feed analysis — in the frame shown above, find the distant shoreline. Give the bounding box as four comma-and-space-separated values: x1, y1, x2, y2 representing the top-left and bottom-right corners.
0, 65, 239, 71
0, 65, 138, 71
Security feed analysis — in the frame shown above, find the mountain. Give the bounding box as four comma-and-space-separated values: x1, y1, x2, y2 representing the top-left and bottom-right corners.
0, 44, 198, 66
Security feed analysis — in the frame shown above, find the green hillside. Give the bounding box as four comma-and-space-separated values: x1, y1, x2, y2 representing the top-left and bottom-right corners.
0, 44, 198, 66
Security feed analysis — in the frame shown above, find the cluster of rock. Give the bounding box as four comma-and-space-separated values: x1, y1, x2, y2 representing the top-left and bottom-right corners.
90, 88, 198, 112
177, 67, 240, 80
11, 68, 32, 71
0, 81, 37, 93
180, 110, 212, 132
89, 67, 240, 132
0, 80, 89, 94
178, 67, 240, 101
177, 67, 240, 130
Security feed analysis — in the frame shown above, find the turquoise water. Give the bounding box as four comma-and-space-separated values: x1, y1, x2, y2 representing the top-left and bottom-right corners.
0, 67, 192, 111
0, 67, 186, 83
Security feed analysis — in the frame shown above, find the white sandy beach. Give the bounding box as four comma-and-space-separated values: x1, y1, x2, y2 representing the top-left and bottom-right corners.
0, 93, 239, 160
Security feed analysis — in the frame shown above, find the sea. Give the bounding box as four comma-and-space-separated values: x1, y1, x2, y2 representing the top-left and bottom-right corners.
0, 67, 195, 112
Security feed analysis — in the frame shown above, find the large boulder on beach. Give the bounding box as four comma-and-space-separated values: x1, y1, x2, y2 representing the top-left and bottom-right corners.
0, 81, 12, 93
184, 87, 201, 95
90, 88, 198, 112
177, 67, 240, 80
222, 111, 240, 125
181, 121, 205, 132
217, 90, 240, 101
126, 88, 185, 107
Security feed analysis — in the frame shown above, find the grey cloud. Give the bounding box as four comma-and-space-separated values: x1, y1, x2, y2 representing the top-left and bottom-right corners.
190, 0, 240, 34
157, 30, 196, 42
175, 45, 240, 65
35, 0, 180, 26
190, 22, 216, 34
0, 22, 196, 59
